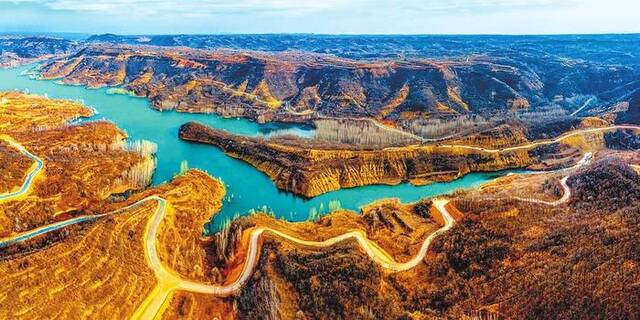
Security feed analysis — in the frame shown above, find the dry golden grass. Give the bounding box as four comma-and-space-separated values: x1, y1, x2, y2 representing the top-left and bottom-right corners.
0, 170, 226, 320
151, 170, 226, 283
0, 92, 233, 319
0, 139, 31, 194
237, 198, 440, 265
162, 291, 234, 320
0, 92, 154, 236
0, 91, 92, 132
215, 198, 446, 319
478, 171, 565, 202
0, 202, 157, 319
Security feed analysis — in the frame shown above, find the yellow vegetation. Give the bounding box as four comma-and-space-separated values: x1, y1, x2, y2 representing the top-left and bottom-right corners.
0, 202, 157, 319
447, 86, 469, 111
0, 92, 154, 235
0, 92, 93, 132
253, 79, 282, 109
0, 92, 230, 319
510, 97, 530, 110
0, 170, 225, 319
378, 83, 409, 119
131, 70, 154, 86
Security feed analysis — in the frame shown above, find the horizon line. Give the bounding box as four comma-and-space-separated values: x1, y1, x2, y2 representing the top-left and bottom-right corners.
2, 31, 640, 38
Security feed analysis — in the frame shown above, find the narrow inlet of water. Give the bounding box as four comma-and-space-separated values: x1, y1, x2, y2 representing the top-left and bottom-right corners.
0, 65, 520, 232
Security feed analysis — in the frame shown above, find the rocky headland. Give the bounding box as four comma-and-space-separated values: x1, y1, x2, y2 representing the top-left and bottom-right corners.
177, 121, 628, 197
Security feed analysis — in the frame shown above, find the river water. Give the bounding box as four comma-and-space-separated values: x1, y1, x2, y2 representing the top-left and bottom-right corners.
0, 65, 515, 232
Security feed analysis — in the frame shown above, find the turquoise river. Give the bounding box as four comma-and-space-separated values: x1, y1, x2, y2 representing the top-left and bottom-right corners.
0, 65, 516, 232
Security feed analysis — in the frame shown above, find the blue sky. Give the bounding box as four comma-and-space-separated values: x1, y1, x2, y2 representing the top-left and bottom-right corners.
0, 0, 638, 35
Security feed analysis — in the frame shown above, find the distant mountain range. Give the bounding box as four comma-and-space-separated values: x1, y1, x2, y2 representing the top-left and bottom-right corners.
85, 33, 640, 61
2, 33, 640, 125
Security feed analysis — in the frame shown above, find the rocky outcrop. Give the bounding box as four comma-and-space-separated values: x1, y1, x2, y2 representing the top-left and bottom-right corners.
178, 121, 588, 198
1, 34, 638, 125
38, 45, 504, 121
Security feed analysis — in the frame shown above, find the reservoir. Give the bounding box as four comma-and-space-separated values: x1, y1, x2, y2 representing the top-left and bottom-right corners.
0, 65, 516, 232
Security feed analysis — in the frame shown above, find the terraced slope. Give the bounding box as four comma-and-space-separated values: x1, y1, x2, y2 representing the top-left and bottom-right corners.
0, 92, 155, 236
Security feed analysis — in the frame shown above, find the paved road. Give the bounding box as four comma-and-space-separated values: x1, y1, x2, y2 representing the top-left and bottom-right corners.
0, 196, 160, 247
0, 135, 43, 202
0, 125, 607, 248
131, 155, 592, 318
513, 176, 571, 206
437, 125, 640, 153
509, 152, 593, 206
1, 125, 632, 319
133, 197, 456, 319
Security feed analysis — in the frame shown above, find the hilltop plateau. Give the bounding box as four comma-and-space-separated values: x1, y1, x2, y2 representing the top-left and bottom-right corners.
0, 92, 154, 236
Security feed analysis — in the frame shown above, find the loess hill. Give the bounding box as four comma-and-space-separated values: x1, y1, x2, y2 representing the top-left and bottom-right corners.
0, 92, 232, 319
2, 34, 640, 320
31, 35, 640, 126
0, 92, 154, 236
192, 152, 640, 319
209, 154, 640, 319
425, 156, 640, 319
178, 120, 637, 197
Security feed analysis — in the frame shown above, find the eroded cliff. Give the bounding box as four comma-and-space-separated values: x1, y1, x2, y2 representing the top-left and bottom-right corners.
178, 121, 605, 197
37, 42, 640, 126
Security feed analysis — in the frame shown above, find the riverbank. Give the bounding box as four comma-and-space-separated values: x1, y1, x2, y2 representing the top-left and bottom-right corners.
179, 120, 632, 198
0, 92, 157, 236
0, 64, 522, 231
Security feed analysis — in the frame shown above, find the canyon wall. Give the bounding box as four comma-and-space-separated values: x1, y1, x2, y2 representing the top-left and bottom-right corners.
37, 43, 640, 125
178, 122, 595, 197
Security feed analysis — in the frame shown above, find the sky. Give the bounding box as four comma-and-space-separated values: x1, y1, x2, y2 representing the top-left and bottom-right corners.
0, 0, 638, 35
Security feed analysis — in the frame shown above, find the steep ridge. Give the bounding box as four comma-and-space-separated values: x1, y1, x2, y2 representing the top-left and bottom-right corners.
36, 42, 640, 125
177, 121, 617, 197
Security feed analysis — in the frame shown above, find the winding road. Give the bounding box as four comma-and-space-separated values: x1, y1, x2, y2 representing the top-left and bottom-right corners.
513, 176, 572, 206
0, 196, 160, 248
507, 152, 593, 206
437, 125, 640, 153
1, 125, 634, 319
0, 135, 457, 319
0, 138, 456, 319
132, 197, 455, 319
0, 135, 43, 202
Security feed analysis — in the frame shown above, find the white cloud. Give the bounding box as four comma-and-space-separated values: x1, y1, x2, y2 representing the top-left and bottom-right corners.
1, 0, 354, 14
397, 0, 576, 13
0, 0, 575, 15
1, 0, 637, 34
